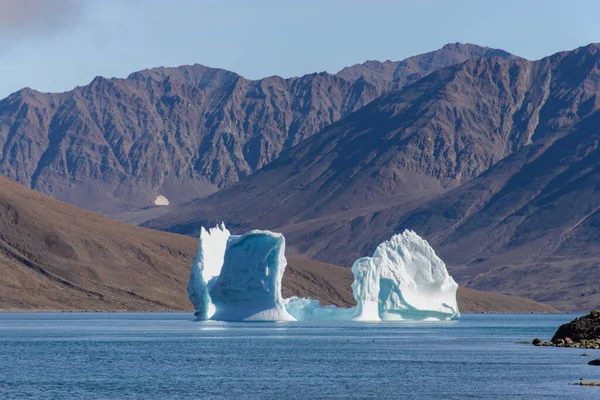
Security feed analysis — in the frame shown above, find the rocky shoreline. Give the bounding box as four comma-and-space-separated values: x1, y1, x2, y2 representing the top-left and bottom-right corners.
532, 337, 600, 349
536, 310, 600, 349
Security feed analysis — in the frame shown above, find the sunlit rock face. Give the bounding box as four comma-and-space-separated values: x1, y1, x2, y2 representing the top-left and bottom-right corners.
154, 195, 170, 205
351, 230, 459, 321
187, 223, 230, 320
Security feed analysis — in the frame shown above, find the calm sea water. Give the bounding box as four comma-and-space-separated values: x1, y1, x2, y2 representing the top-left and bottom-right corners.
0, 313, 598, 399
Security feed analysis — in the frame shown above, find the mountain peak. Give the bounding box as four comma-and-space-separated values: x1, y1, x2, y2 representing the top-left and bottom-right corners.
13, 87, 43, 98
0, 87, 53, 109
126, 63, 241, 87
441, 42, 514, 59
336, 43, 512, 84
441, 42, 485, 52
577, 42, 600, 55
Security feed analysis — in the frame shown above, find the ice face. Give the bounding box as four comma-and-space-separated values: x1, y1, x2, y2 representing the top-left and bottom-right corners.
187, 223, 230, 320
352, 230, 459, 321
351, 257, 381, 321
209, 230, 296, 322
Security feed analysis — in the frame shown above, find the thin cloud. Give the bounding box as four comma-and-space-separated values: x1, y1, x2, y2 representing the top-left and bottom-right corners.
0, 0, 82, 35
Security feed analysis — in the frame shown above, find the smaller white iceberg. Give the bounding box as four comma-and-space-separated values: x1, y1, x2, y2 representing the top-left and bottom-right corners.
351, 230, 459, 321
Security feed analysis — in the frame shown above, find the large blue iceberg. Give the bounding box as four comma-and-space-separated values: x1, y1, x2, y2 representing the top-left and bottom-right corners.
210, 230, 295, 321
188, 225, 459, 322
189, 227, 294, 321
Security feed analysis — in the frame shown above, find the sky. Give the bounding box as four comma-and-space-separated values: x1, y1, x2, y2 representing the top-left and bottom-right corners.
0, 0, 598, 99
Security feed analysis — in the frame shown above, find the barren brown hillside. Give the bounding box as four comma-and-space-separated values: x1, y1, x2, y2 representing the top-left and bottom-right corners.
0, 175, 554, 313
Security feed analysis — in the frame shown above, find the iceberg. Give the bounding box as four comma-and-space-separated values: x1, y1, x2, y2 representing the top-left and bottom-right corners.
208, 230, 295, 322
188, 224, 294, 321
351, 230, 459, 321
188, 225, 458, 322
187, 223, 230, 320
284, 231, 459, 322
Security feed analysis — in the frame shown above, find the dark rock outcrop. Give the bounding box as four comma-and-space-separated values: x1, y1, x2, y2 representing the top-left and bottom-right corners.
552, 310, 600, 346
571, 380, 600, 385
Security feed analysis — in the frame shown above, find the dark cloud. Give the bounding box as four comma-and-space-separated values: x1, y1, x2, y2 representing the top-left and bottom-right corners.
0, 0, 82, 35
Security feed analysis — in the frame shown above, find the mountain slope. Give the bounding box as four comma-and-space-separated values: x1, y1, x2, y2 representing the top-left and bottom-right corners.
0, 174, 195, 311
0, 174, 361, 310
0, 175, 553, 313
145, 54, 534, 233
145, 44, 600, 311
0, 44, 508, 216
389, 111, 600, 311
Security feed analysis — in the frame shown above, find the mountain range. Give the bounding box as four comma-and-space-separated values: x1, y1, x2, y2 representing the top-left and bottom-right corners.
0, 43, 506, 216
2, 42, 599, 310
145, 43, 600, 311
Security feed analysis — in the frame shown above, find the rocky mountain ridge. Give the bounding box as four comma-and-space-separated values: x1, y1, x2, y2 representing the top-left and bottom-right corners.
0, 43, 505, 215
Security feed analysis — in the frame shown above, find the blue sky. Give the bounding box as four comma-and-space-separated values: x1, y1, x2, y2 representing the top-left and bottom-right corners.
0, 0, 598, 99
